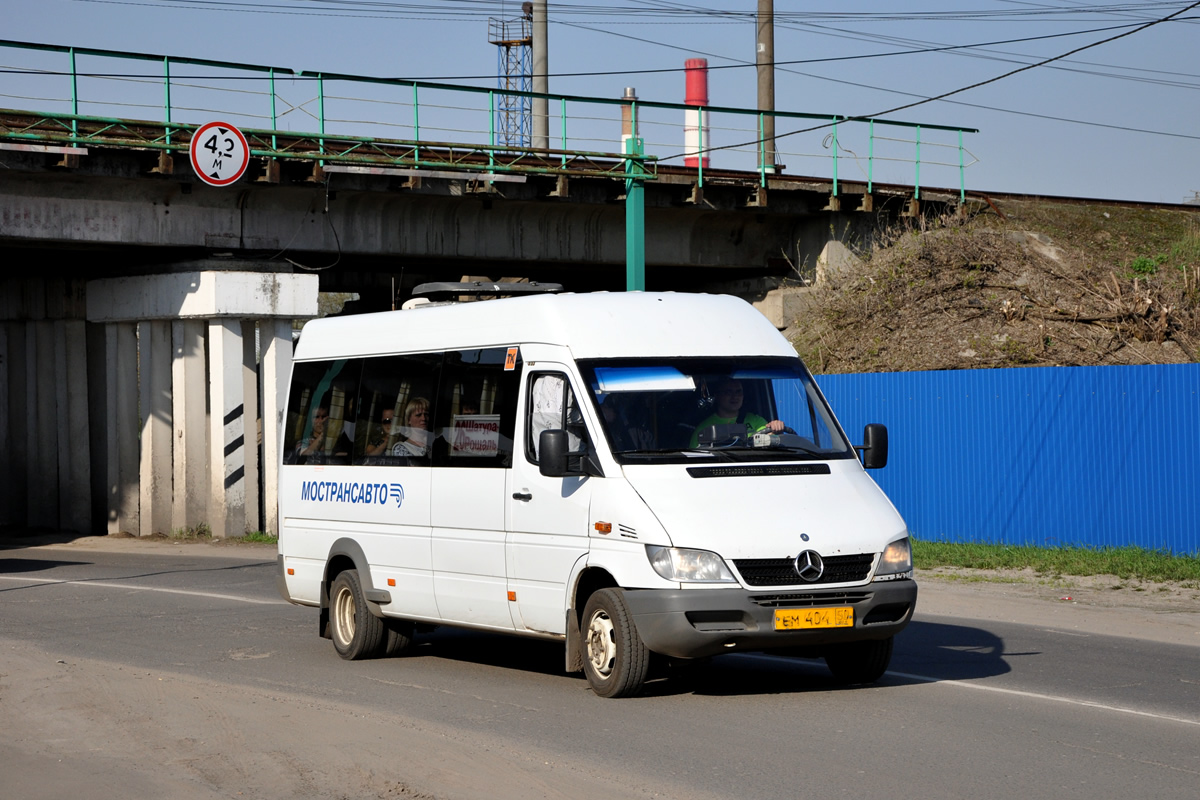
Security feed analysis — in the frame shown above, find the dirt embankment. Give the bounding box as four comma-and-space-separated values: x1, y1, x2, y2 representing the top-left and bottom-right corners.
786, 199, 1200, 374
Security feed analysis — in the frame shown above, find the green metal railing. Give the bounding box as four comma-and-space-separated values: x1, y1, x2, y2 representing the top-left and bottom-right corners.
0, 39, 978, 198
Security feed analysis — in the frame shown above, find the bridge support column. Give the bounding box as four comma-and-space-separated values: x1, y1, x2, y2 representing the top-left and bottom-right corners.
55, 320, 91, 534
87, 271, 316, 538
208, 319, 247, 540
172, 320, 209, 532
94, 322, 141, 535
139, 321, 173, 538
260, 320, 293, 539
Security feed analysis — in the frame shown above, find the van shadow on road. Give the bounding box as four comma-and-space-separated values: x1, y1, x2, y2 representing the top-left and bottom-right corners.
391, 619, 1020, 698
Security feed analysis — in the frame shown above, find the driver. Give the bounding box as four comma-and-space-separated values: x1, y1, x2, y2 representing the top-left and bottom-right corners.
690, 378, 785, 447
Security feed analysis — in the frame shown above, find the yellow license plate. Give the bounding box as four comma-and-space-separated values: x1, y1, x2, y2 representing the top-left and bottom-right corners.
774, 607, 854, 631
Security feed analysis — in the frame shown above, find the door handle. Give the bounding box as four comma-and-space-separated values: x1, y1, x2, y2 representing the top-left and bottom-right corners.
512, 492, 532, 502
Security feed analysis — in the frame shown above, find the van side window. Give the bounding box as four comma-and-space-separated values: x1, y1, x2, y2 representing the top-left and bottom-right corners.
526, 372, 587, 463
355, 353, 441, 466
284, 359, 362, 465
434, 347, 522, 468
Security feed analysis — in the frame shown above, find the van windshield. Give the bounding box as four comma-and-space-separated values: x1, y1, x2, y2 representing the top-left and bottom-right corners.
577, 357, 855, 463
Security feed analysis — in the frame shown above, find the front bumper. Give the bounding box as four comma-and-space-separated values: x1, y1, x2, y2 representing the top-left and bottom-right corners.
622, 579, 917, 659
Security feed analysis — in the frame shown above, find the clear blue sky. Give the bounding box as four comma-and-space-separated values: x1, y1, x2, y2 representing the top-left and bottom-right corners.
4, 0, 1198, 204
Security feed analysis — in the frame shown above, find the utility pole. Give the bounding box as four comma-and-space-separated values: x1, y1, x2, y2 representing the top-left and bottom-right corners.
756, 0, 776, 172
532, 1, 549, 150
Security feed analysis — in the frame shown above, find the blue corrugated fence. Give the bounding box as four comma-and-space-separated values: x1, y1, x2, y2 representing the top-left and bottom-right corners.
816, 364, 1200, 556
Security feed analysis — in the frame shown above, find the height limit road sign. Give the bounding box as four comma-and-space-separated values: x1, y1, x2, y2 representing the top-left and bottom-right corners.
189, 121, 250, 187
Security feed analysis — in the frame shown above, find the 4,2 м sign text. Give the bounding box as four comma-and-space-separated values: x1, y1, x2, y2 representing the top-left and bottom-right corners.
189, 121, 250, 187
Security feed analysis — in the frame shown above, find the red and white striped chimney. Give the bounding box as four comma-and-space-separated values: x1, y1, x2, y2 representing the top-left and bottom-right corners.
684, 58, 710, 168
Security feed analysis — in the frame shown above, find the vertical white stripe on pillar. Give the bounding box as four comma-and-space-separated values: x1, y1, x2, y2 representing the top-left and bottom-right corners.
27, 321, 58, 529
242, 320, 260, 535
138, 321, 173, 537
172, 319, 208, 532
208, 319, 246, 539
56, 320, 91, 534
260, 320, 293, 537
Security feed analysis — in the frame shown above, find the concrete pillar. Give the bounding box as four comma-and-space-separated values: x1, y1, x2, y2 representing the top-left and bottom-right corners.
138, 321, 173, 537
209, 319, 247, 539
260, 320, 293, 537
26, 321, 58, 529
241, 320, 260, 534
171, 319, 208, 532
0, 325, 10, 527
104, 322, 140, 535
55, 320, 91, 533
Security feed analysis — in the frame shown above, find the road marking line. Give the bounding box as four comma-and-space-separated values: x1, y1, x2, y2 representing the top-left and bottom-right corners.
0, 575, 283, 605
888, 670, 1200, 727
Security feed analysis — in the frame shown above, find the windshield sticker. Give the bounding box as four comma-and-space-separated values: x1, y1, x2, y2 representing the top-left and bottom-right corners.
301, 480, 404, 508
504, 347, 519, 370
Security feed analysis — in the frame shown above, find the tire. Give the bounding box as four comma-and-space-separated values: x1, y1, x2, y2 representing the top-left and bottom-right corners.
580, 588, 650, 698
329, 569, 386, 661
824, 636, 894, 685
382, 618, 416, 657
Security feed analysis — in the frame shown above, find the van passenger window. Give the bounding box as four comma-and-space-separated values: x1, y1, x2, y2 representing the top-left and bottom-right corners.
283, 359, 362, 465
355, 353, 440, 466
435, 347, 521, 468
526, 372, 587, 463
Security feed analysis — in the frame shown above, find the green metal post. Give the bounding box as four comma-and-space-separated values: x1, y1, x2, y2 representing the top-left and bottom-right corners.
868, 120, 875, 195
914, 125, 921, 201
958, 129, 965, 204
830, 116, 840, 196
560, 99, 567, 168
625, 137, 646, 292
758, 113, 766, 188
412, 84, 420, 164
269, 68, 278, 152
318, 73, 326, 166
69, 48, 78, 138
163, 57, 172, 150
488, 91, 496, 170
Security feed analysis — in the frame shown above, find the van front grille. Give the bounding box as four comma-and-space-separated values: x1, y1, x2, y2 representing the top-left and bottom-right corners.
734, 554, 875, 586
749, 591, 873, 608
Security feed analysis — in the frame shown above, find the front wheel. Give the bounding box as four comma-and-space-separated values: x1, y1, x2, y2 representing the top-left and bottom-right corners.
329, 569, 386, 660
581, 588, 650, 698
824, 636, 893, 685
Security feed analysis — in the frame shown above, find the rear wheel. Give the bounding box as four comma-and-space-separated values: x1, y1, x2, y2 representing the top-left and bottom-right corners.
824, 636, 893, 685
329, 569, 386, 660
581, 588, 650, 698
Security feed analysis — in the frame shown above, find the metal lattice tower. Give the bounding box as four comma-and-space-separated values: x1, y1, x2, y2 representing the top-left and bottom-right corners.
489, 9, 533, 149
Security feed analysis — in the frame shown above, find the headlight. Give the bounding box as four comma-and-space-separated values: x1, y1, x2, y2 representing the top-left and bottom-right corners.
646, 545, 736, 583
874, 536, 912, 579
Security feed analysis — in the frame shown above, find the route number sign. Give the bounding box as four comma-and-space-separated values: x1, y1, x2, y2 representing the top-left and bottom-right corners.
189, 121, 250, 187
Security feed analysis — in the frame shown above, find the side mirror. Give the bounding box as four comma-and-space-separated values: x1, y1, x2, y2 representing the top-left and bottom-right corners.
860, 423, 889, 470
539, 430, 569, 477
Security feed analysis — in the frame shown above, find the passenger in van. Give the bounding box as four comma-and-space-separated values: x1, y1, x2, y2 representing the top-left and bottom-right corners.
296, 401, 352, 462
390, 397, 431, 457
365, 408, 396, 456
690, 378, 784, 447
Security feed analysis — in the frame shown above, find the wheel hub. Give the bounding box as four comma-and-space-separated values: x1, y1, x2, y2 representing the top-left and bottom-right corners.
586, 610, 616, 677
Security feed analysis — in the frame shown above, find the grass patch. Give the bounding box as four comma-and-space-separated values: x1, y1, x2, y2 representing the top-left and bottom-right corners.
912, 540, 1200, 584
239, 531, 279, 545
169, 523, 212, 541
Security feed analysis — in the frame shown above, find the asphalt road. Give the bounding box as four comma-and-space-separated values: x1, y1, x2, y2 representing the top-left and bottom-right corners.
1, 539, 1197, 800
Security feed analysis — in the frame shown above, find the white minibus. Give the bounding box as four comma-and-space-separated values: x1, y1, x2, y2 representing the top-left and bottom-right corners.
276, 290, 916, 697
